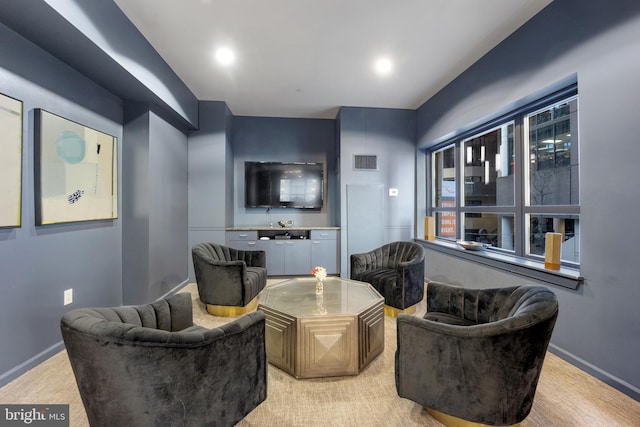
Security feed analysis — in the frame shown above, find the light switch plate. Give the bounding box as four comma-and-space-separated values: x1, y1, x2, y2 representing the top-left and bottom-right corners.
64, 288, 73, 306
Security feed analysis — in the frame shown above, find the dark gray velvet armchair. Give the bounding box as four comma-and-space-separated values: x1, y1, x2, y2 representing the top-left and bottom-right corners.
350, 241, 425, 313
192, 242, 267, 316
60, 293, 267, 427
395, 282, 558, 426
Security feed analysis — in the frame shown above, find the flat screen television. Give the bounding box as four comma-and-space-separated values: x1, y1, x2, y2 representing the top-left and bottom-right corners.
245, 161, 324, 209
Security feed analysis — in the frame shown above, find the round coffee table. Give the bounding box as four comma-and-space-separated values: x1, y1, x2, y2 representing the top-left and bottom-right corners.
258, 277, 384, 379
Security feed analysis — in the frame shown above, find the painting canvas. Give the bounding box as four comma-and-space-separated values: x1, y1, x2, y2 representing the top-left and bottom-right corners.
34, 109, 117, 225
0, 93, 23, 228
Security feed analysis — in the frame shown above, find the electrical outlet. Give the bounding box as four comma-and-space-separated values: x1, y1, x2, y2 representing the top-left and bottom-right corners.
389, 188, 398, 197
64, 288, 73, 306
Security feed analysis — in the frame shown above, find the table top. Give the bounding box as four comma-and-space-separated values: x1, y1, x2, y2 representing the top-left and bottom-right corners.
259, 277, 383, 317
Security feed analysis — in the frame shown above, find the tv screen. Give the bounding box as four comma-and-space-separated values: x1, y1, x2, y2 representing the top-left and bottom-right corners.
245, 161, 324, 209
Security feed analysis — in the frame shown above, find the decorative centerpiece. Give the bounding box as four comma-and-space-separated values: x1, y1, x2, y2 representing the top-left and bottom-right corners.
311, 266, 327, 294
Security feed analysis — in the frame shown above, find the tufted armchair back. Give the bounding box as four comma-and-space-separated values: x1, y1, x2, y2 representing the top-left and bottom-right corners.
350, 241, 425, 311
192, 242, 267, 310
61, 293, 267, 426
351, 241, 424, 272
396, 282, 558, 425
424, 281, 558, 327
193, 242, 266, 266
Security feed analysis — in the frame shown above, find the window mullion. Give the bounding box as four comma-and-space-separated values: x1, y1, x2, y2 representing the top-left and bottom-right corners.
514, 116, 526, 257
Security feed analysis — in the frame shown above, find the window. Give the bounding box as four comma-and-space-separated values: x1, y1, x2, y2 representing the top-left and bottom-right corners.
428, 90, 579, 266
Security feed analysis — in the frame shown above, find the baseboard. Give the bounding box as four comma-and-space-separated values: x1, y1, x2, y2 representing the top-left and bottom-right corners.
1, 280, 192, 389
157, 278, 190, 300
0, 341, 64, 388
548, 343, 640, 401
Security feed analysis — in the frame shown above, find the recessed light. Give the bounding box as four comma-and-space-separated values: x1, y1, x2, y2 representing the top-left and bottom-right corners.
215, 47, 235, 65
374, 58, 392, 75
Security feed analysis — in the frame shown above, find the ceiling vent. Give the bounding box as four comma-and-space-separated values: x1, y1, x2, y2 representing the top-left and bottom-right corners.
353, 154, 378, 171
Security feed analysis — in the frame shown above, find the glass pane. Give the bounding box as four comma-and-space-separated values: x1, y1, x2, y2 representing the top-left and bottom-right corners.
435, 211, 457, 240
463, 213, 515, 251
527, 97, 579, 205
434, 146, 456, 207
527, 214, 580, 264
463, 122, 515, 207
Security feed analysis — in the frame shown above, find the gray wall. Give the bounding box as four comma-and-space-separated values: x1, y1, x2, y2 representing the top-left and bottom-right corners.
231, 116, 338, 228
338, 107, 417, 276
187, 101, 234, 281
122, 106, 189, 305
1, 3, 192, 383
416, 0, 640, 399
0, 22, 123, 384
148, 112, 189, 298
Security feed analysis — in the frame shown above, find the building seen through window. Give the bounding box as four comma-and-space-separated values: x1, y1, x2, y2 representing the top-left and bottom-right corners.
428, 91, 579, 266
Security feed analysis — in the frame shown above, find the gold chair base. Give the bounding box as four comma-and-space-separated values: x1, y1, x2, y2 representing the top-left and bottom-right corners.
384, 304, 417, 317
426, 408, 521, 427
206, 297, 258, 317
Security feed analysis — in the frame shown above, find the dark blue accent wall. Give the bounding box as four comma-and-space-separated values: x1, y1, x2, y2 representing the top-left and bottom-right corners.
231, 116, 338, 228
0, 4, 192, 383
337, 107, 417, 274
0, 22, 123, 384
187, 101, 234, 281
416, 0, 640, 400
122, 105, 189, 305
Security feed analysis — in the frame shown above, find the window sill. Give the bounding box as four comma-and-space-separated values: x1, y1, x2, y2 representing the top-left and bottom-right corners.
416, 239, 583, 290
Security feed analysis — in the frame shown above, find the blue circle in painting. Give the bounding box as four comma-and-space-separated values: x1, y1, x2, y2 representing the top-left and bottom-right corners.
56, 131, 86, 164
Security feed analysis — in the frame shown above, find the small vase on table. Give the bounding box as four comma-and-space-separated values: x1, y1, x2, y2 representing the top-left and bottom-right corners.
311, 266, 327, 295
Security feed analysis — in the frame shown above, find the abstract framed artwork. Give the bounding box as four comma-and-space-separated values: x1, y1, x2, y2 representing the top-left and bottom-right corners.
0, 92, 23, 228
34, 109, 118, 225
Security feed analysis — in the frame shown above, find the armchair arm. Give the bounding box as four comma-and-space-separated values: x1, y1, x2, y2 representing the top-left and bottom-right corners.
399, 312, 531, 339
425, 281, 466, 315
350, 251, 379, 275
396, 311, 556, 423
397, 256, 424, 277
62, 307, 267, 427
194, 258, 246, 306
235, 249, 266, 268
217, 310, 266, 336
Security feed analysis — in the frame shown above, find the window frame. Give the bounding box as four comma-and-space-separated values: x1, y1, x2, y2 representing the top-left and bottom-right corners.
426, 84, 579, 268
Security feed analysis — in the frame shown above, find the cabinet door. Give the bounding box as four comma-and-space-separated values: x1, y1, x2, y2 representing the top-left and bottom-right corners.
311, 239, 338, 274
284, 240, 311, 275
226, 231, 259, 251
310, 230, 338, 274
227, 240, 260, 251
257, 240, 285, 276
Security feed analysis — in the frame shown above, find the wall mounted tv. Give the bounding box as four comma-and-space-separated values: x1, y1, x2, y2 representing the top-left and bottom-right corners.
245, 161, 324, 209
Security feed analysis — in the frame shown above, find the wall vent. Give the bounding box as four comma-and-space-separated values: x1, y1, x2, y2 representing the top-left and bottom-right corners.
353, 154, 378, 171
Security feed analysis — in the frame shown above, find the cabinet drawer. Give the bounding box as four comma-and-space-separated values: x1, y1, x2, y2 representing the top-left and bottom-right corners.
310, 230, 337, 240
226, 230, 258, 241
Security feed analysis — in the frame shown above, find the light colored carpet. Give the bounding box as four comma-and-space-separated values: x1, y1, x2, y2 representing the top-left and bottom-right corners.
2, 280, 639, 426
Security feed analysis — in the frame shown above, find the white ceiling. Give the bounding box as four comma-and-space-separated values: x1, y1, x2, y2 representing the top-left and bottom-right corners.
114, 0, 552, 119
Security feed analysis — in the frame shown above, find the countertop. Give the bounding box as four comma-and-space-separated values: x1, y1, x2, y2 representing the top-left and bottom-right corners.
226, 226, 340, 231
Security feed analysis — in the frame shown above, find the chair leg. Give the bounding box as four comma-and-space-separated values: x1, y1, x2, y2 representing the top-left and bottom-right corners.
425, 408, 522, 427
206, 297, 258, 317
384, 304, 417, 317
